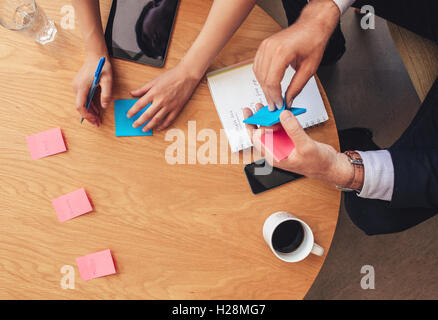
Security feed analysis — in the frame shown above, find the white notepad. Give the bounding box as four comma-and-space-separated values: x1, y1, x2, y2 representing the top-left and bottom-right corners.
207, 61, 328, 152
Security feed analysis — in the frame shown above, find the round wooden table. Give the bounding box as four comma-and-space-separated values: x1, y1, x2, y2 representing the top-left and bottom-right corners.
0, 0, 340, 299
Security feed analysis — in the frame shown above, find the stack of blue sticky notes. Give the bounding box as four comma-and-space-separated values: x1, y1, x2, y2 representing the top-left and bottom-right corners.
243, 106, 307, 127
114, 99, 153, 137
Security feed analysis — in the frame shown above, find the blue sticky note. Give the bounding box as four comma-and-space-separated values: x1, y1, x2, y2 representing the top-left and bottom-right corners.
243, 106, 307, 127
114, 99, 153, 137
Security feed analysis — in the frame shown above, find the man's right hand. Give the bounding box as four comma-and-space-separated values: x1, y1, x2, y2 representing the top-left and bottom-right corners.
72, 55, 113, 126
243, 103, 355, 188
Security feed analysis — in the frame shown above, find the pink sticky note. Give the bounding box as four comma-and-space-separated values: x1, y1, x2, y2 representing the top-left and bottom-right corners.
76, 249, 116, 281
260, 128, 295, 162
26, 127, 67, 160
51, 188, 93, 223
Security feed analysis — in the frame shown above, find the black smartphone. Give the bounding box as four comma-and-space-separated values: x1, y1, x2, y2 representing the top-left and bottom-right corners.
244, 159, 304, 195
105, 0, 180, 68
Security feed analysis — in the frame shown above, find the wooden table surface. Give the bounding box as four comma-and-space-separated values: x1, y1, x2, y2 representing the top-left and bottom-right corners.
0, 0, 340, 299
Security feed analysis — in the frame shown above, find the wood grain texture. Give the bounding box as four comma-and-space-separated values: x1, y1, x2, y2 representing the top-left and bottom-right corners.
0, 0, 340, 299
387, 22, 438, 102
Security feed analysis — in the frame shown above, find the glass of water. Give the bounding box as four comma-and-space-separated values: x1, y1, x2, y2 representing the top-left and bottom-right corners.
0, 0, 57, 44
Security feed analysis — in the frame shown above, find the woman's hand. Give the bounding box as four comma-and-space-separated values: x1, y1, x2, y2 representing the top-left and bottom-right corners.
253, 0, 340, 110
72, 54, 113, 126
127, 63, 202, 132
124, 0, 259, 132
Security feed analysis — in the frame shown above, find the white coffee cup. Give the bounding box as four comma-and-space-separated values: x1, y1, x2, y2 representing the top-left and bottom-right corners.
263, 211, 324, 262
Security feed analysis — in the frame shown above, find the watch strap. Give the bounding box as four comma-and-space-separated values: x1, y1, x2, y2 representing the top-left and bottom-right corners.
337, 151, 364, 192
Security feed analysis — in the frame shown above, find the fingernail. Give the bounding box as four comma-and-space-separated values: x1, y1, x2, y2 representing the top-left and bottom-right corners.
132, 123, 138, 128
275, 102, 283, 110
268, 104, 275, 111
282, 110, 292, 120
126, 114, 132, 119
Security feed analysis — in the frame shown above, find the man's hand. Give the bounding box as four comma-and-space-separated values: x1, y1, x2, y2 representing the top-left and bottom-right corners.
127, 62, 201, 132
72, 54, 113, 126
244, 103, 354, 187
253, 0, 340, 110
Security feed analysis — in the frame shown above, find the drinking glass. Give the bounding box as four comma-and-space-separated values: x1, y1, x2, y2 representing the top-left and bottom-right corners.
0, 0, 57, 44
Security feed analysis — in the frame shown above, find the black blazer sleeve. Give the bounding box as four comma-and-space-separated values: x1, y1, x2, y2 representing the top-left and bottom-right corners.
389, 148, 438, 208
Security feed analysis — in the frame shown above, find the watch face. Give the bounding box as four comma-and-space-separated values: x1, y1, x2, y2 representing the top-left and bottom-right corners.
335, 186, 356, 192
351, 159, 363, 165
345, 151, 363, 165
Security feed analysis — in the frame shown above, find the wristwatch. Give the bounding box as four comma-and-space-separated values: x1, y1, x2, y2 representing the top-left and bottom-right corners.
336, 151, 364, 192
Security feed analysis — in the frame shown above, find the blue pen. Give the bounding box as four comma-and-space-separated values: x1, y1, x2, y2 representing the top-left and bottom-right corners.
80, 57, 106, 124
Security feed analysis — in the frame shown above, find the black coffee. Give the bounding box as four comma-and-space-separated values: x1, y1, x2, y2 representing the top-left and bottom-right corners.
272, 220, 304, 253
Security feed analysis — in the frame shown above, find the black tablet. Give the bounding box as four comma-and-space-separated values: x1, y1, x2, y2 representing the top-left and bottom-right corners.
105, 0, 180, 68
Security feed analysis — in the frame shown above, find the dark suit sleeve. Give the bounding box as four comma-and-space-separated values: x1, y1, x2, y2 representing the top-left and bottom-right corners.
389, 148, 438, 208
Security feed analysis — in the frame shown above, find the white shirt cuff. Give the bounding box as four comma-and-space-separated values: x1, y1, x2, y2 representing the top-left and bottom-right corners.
356, 150, 394, 202
332, 0, 356, 15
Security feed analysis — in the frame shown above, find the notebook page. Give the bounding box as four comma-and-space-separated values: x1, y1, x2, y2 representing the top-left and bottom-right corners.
207, 62, 328, 152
